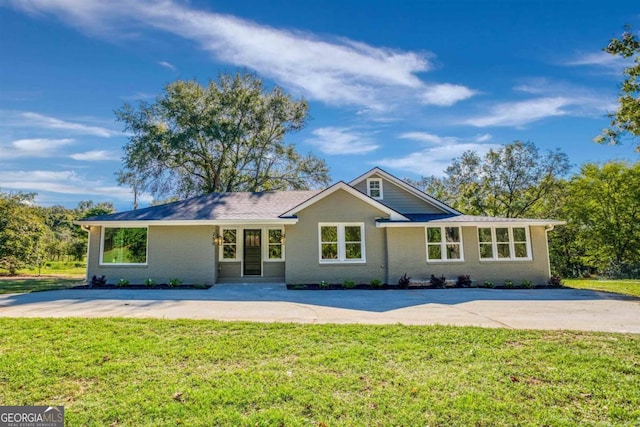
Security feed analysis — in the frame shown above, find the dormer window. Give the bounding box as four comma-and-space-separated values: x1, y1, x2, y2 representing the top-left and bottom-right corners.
367, 178, 383, 200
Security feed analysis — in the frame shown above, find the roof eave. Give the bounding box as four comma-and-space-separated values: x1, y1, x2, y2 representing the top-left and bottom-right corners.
74, 218, 300, 227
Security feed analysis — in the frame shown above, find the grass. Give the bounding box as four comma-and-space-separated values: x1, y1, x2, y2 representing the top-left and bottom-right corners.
0, 277, 84, 294
0, 318, 638, 426
0, 260, 86, 277
564, 278, 640, 298
0, 261, 85, 294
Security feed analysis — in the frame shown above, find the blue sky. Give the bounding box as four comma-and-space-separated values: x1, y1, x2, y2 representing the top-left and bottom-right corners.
1, 0, 638, 211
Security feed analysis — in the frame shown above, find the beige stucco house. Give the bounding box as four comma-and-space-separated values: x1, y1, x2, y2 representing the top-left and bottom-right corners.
77, 168, 563, 286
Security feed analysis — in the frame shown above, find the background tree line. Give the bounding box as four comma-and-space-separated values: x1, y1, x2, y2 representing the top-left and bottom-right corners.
0, 193, 113, 274
407, 141, 640, 279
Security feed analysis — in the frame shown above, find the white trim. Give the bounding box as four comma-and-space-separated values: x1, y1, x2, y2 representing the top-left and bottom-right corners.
367, 178, 383, 200
76, 218, 298, 227
349, 167, 460, 215
99, 225, 149, 266
318, 222, 366, 264
377, 220, 565, 228
281, 181, 408, 221
477, 226, 532, 261
425, 226, 464, 263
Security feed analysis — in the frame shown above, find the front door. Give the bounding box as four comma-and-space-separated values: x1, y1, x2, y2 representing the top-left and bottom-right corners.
243, 229, 262, 276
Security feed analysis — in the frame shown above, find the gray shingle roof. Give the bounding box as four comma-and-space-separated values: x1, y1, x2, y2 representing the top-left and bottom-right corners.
79, 190, 320, 222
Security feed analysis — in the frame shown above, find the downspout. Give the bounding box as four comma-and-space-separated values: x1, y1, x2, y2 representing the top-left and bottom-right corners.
384, 226, 390, 285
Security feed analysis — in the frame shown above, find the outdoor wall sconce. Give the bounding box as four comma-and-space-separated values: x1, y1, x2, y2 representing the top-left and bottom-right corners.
213, 234, 223, 246
280, 232, 286, 244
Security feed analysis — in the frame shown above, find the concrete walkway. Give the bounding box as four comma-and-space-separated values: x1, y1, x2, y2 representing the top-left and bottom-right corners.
0, 283, 638, 333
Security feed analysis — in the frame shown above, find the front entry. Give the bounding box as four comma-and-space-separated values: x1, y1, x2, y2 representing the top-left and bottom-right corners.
243, 229, 262, 276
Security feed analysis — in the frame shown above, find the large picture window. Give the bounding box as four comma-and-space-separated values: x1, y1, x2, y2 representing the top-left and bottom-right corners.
319, 223, 365, 263
478, 226, 531, 260
101, 227, 147, 264
426, 226, 463, 262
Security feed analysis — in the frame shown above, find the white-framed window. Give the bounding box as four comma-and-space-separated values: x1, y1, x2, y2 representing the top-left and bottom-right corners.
100, 226, 148, 265
478, 226, 531, 261
319, 223, 365, 263
266, 228, 284, 261
367, 178, 383, 200
220, 228, 239, 261
426, 226, 463, 262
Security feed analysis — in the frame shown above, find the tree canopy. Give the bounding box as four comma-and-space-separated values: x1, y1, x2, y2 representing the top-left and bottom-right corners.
410, 141, 571, 218
595, 27, 640, 151
116, 72, 331, 200
563, 161, 640, 276
0, 191, 46, 274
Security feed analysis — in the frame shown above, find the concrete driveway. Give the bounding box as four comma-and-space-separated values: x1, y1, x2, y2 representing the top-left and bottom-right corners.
0, 284, 638, 333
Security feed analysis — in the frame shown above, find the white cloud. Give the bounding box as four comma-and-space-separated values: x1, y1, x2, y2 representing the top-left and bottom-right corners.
563, 51, 632, 72
464, 97, 569, 127
0, 169, 145, 201
70, 150, 121, 161
3, 110, 117, 137
306, 127, 379, 155
376, 142, 499, 177
0, 138, 74, 158
399, 132, 491, 144
158, 60, 176, 71
5, 0, 475, 110
421, 84, 476, 106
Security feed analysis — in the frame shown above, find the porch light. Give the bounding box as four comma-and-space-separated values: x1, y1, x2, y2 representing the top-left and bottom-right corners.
280, 232, 286, 244
213, 234, 223, 246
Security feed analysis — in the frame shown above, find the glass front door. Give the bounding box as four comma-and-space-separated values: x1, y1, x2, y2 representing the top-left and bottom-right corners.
243, 229, 262, 276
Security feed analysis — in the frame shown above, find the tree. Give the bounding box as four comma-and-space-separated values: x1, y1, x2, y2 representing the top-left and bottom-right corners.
116, 72, 331, 200
409, 141, 571, 218
563, 161, 640, 277
72, 201, 116, 261
595, 27, 640, 151
0, 191, 47, 274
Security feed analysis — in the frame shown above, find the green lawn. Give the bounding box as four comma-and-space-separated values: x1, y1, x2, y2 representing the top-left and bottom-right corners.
0, 277, 84, 294
0, 319, 638, 426
564, 279, 640, 298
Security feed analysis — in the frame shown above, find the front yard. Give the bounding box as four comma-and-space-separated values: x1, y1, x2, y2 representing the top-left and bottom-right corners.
1, 318, 638, 426
564, 279, 640, 298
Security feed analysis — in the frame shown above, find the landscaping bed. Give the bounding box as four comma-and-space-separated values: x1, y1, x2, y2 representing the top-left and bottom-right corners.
287, 283, 564, 290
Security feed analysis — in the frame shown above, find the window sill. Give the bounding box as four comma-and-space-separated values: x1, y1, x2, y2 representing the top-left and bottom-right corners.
479, 258, 532, 262
319, 260, 366, 264
98, 263, 148, 267
426, 259, 465, 263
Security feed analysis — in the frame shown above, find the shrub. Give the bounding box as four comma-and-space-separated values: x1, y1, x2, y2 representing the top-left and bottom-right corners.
504, 280, 515, 289
144, 278, 155, 287
319, 280, 329, 289
456, 275, 472, 287
343, 280, 356, 289
548, 276, 564, 288
169, 278, 182, 287
91, 275, 107, 287
482, 280, 495, 288
398, 273, 411, 289
521, 280, 534, 289
116, 279, 129, 287
370, 279, 383, 287
430, 274, 447, 287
